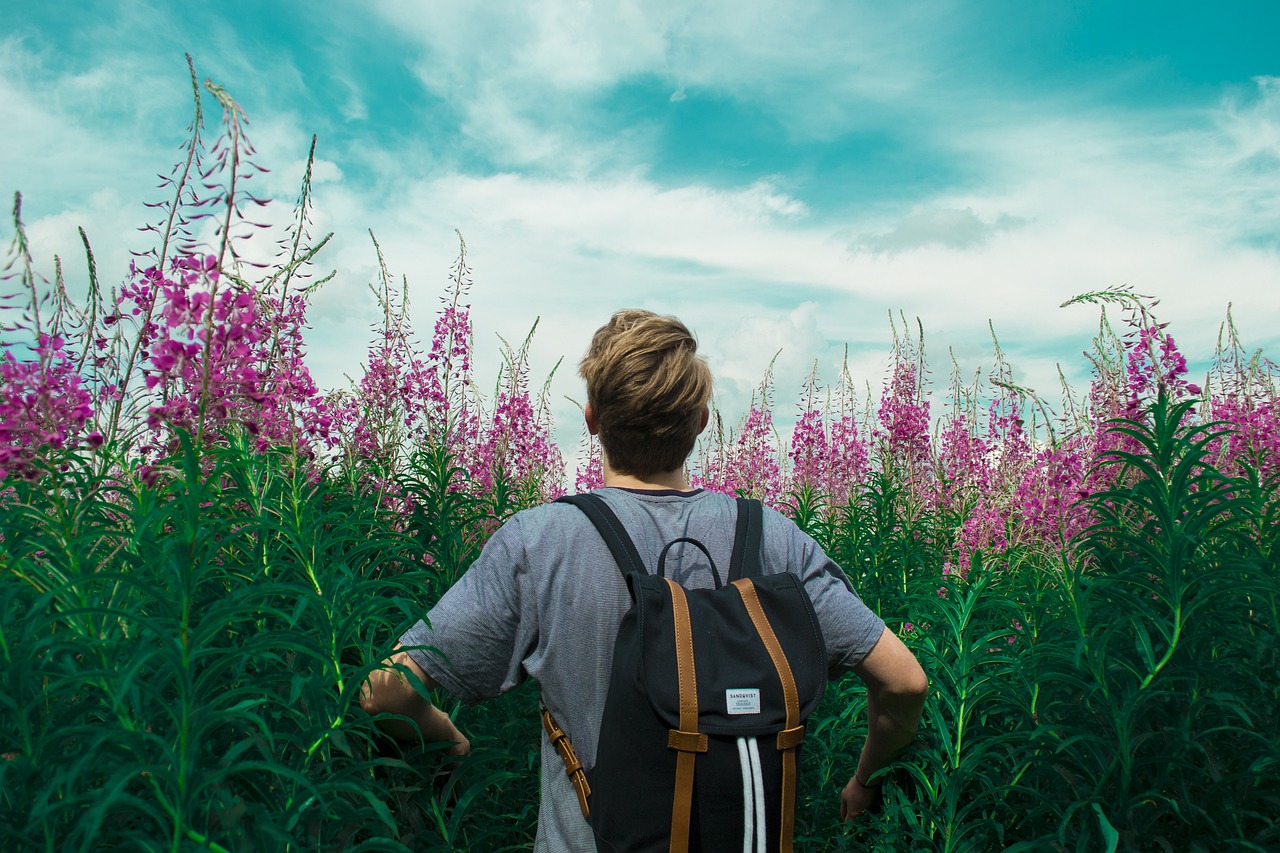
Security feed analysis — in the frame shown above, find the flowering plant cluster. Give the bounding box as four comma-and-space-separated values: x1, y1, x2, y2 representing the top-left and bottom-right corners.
692, 377, 786, 505
875, 346, 932, 478
0, 333, 98, 480
128, 254, 336, 453
688, 289, 1275, 580
1209, 393, 1280, 481
335, 239, 563, 509
1202, 310, 1280, 482
341, 262, 457, 469
574, 429, 604, 493
0, 193, 104, 480
460, 322, 564, 503
3, 64, 1278, 586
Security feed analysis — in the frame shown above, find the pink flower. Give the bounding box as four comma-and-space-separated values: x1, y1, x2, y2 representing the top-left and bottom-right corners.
0, 339, 99, 479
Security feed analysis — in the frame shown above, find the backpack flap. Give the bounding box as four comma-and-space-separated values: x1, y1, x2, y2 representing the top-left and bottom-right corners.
629, 571, 827, 736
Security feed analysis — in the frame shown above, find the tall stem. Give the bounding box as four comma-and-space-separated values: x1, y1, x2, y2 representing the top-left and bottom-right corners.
106, 55, 204, 445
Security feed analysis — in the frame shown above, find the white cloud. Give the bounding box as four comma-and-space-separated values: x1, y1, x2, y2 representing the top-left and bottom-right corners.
1218, 75, 1280, 163
854, 208, 1027, 253
372, 0, 954, 171
0, 37, 185, 209
340, 95, 368, 125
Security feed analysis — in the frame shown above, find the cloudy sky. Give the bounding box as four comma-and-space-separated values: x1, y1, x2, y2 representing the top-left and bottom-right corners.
5, 0, 1279, 460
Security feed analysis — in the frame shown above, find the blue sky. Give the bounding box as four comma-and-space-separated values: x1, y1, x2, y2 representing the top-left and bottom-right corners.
4, 0, 1279, 460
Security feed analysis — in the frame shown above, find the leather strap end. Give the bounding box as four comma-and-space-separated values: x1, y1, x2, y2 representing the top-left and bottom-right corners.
667, 729, 709, 753
776, 724, 806, 751
542, 707, 591, 819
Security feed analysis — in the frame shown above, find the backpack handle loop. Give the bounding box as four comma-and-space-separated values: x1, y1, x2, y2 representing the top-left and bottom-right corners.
657, 537, 723, 589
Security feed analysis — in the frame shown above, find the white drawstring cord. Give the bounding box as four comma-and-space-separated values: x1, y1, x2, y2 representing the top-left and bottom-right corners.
737, 737, 755, 853
748, 738, 766, 852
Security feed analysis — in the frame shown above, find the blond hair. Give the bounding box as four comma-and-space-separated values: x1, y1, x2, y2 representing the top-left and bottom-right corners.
579, 310, 712, 477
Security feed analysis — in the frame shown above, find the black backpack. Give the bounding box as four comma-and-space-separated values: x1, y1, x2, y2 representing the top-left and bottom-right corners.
546, 494, 828, 853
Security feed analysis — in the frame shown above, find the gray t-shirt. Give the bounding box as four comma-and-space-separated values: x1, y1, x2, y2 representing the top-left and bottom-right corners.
400, 488, 886, 851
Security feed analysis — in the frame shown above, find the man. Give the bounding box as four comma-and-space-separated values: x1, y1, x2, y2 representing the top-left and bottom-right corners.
361, 310, 927, 849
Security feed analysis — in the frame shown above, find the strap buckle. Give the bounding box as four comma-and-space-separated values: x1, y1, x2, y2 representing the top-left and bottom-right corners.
541, 706, 591, 819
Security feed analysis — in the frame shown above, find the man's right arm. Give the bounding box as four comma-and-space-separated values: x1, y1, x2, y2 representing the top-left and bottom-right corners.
360, 648, 471, 758
841, 627, 928, 821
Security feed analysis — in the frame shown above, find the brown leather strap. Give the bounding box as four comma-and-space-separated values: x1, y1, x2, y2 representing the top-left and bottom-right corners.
776, 724, 806, 751
667, 729, 709, 753
541, 707, 592, 819
665, 579, 700, 853
733, 578, 803, 853
672, 748, 696, 853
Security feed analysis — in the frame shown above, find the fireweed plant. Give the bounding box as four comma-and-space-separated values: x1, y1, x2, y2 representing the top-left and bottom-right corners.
2, 63, 1278, 851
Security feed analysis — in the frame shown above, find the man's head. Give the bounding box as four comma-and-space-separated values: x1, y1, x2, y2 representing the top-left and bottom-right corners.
579, 310, 712, 478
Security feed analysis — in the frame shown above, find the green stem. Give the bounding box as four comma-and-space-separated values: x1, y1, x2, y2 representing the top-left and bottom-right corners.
185, 828, 233, 853
105, 55, 203, 447
1139, 602, 1182, 690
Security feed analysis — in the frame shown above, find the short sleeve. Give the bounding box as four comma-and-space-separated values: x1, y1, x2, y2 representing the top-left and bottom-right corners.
766, 511, 886, 675
398, 516, 535, 705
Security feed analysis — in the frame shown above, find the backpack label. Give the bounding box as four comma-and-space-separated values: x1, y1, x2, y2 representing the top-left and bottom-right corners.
726, 688, 761, 715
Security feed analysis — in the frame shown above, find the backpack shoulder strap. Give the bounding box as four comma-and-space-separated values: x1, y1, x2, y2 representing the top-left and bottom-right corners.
555, 494, 648, 577
727, 497, 764, 582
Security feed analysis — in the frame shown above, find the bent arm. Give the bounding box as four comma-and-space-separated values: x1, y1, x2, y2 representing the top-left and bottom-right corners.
841, 627, 927, 820
359, 646, 470, 757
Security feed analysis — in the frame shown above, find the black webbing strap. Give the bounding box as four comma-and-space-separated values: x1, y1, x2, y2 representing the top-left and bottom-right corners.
555, 494, 648, 578
727, 497, 764, 582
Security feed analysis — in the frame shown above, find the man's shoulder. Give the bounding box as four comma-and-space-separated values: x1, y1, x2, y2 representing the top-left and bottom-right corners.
755, 501, 815, 543
496, 499, 590, 542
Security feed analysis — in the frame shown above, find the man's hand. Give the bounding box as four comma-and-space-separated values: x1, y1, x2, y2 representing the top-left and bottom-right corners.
423, 701, 472, 763
840, 776, 882, 821
361, 647, 471, 757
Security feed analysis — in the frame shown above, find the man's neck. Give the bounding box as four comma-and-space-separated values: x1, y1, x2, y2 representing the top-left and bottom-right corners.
601, 465, 693, 492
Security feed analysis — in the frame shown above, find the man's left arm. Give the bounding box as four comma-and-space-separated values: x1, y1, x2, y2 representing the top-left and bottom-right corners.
360, 646, 471, 759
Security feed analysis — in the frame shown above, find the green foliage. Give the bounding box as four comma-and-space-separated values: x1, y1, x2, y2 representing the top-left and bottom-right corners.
0, 434, 538, 850
821, 469, 948, 623
3, 393, 1278, 850
1005, 392, 1280, 851
784, 392, 1279, 851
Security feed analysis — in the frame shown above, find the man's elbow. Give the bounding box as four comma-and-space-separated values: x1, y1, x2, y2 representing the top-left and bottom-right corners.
873, 658, 927, 735
890, 660, 928, 734
900, 660, 929, 704
890, 657, 928, 710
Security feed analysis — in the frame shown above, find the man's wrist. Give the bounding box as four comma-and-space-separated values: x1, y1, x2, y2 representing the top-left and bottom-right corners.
854, 773, 883, 789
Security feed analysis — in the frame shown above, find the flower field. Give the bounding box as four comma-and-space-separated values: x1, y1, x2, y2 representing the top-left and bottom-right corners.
3, 64, 1278, 852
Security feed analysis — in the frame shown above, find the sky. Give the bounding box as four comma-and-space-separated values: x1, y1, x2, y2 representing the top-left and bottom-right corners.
4, 0, 1279, 464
